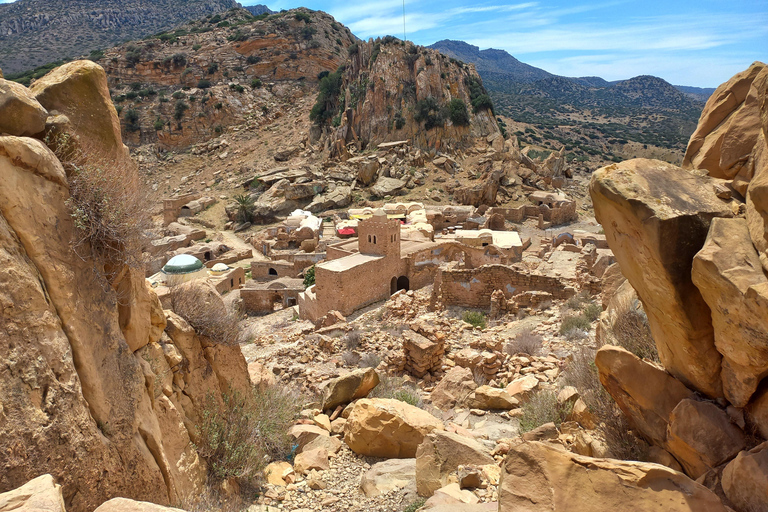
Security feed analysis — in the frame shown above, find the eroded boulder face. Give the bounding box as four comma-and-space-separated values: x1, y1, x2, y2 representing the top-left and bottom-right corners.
692, 217, 768, 407
0, 475, 66, 512
0, 78, 48, 136
683, 62, 766, 180
498, 442, 729, 512
589, 158, 733, 397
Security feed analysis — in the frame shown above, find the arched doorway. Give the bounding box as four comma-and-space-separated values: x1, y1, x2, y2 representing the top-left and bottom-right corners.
390, 276, 398, 295
396, 276, 409, 292
204, 251, 212, 260
268, 268, 278, 276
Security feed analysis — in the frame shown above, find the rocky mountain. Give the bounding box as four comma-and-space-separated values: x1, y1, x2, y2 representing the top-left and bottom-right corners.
0, 0, 240, 74
243, 4, 273, 16
97, 8, 355, 149
310, 37, 500, 153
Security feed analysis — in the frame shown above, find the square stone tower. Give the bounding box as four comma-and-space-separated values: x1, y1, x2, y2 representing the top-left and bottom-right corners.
358, 209, 401, 258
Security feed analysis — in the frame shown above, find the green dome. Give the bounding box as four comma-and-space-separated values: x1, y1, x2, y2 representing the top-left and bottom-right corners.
162, 254, 204, 274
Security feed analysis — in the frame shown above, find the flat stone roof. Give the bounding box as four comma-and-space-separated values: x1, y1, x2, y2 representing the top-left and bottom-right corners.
318, 253, 384, 272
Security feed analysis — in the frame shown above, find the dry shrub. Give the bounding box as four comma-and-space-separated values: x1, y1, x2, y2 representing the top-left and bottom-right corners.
472, 366, 489, 386
195, 385, 305, 485
462, 310, 487, 329
609, 295, 658, 362
505, 329, 543, 356
168, 283, 243, 346
559, 314, 591, 338
345, 329, 362, 350
48, 133, 149, 276
563, 347, 647, 461
358, 352, 381, 369
519, 389, 572, 433
369, 373, 423, 408
342, 351, 360, 366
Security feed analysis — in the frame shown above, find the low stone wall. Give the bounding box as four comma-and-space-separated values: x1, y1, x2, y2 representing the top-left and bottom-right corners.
488, 201, 577, 226
438, 264, 576, 309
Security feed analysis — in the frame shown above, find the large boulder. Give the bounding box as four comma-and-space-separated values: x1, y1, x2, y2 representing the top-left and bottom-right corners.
344, 398, 443, 457
93, 498, 186, 512
30, 60, 130, 165
692, 217, 768, 407
431, 366, 477, 410
595, 345, 693, 447
498, 441, 730, 512
371, 176, 405, 197
683, 62, 767, 180
0, 475, 65, 512
721, 442, 768, 512
415, 431, 494, 497
746, 67, 768, 272
321, 367, 380, 411
360, 459, 416, 497
0, 79, 48, 136
665, 399, 746, 479
590, 158, 733, 398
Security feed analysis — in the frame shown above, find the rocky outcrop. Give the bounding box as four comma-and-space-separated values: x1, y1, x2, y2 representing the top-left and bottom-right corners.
321, 367, 380, 411
415, 431, 494, 497
343, 398, 444, 458
498, 442, 729, 512
316, 38, 500, 152
692, 217, 768, 407
590, 158, 733, 398
360, 459, 416, 497
93, 498, 186, 512
683, 62, 766, 181
721, 443, 768, 512
0, 61, 249, 512
595, 346, 693, 447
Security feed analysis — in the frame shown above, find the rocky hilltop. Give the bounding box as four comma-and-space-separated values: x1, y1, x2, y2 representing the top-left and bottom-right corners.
311, 38, 500, 153
98, 8, 355, 149
0, 0, 240, 75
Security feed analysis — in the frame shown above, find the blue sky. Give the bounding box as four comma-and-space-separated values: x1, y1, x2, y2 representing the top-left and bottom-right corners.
243, 0, 768, 87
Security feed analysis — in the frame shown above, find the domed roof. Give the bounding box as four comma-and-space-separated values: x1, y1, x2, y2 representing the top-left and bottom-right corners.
211, 263, 229, 272
163, 254, 204, 274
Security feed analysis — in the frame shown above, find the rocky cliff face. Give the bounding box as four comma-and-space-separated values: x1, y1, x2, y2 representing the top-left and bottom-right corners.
0, 0, 239, 74
0, 60, 249, 511
99, 8, 354, 150
312, 38, 500, 153
589, 62, 768, 510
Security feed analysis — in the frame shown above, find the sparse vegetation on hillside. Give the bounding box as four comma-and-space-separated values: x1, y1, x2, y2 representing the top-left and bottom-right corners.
309, 69, 344, 124
168, 283, 242, 345
519, 389, 572, 433
462, 310, 487, 329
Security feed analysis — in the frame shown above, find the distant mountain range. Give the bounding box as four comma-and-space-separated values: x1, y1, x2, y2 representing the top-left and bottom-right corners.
428, 40, 715, 102
0, 0, 243, 74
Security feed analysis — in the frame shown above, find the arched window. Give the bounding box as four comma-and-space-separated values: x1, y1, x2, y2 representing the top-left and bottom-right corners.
373, 235, 377, 244
368, 235, 372, 243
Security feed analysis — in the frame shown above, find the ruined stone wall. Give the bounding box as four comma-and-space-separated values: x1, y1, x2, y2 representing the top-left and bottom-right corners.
251, 260, 295, 279
488, 202, 577, 226
163, 193, 200, 225
438, 264, 575, 308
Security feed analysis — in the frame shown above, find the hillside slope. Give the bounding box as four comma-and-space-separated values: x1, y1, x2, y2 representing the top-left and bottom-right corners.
0, 0, 239, 74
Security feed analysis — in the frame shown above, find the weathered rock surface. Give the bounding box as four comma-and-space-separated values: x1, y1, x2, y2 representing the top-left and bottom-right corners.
321, 367, 380, 411
721, 442, 768, 512
666, 399, 746, 479
344, 398, 443, 457
371, 176, 405, 197
93, 498, 186, 512
0, 475, 65, 512
595, 345, 693, 447
431, 366, 477, 409
498, 441, 729, 511
468, 385, 519, 410
415, 431, 494, 497
360, 459, 416, 497
590, 158, 733, 397
692, 217, 768, 407
0, 79, 48, 136
746, 67, 768, 272
683, 62, 767, 180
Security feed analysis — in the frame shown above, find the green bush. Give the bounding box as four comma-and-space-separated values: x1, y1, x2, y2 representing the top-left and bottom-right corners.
309, 70, 343, 124
347, 43, 359, 56
251, 78, 262, 89
369, 374, 423, 408
124, 109, 140, 131
303, 265, 315, 287
559, 314, 591, 336
174, 100, 188, 121
414, 97, 445, 130
519, 389, 573, 433
447, 98, 469, 126
153, 118, 165, 131
462, 310, 486, 329
403, 498, 426, 512
197, 79, 212, 89
195, 386, 303, 483
583, 302, 602, 322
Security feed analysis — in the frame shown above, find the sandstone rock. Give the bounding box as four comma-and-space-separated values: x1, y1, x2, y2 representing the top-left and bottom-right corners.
371, 176, 405, 196
721, 442, 768, 512
416, 430, 494, 496
521, 422, 559, 442
264, 461, 293, 486
453, 170, 502, 206
426, 483, 480, 507
0, 79, 48, 136
301, 433, 342, 455
666, 399, 746, 478
647, 446, 684, 472
499, 441, 730, 512
423, 503, 496, 512
468, 385, 519, 410
431, 366, 477, 409
248, 361, 276, 391
273, 146, 300, 162
321, 367, 380, 410
356, 157, 380, 185
360, 458, 416, 497
595, 345, 693, 446
590, 158, 733, 397
313, 413, 332, 431
344, 398, 444, 458
306, 185, 351, 213
93, 498, 186, 512
30, 60, 130, 165
287, 424, 330, 452
0, 474, 65, 512
505, 374, 539, 402
683, 62, 766, 179
293, 447, 329, 474
692, 217, 768, 407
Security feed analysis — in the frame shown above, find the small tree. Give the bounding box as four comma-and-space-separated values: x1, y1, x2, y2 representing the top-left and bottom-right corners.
448, 98, 469, 126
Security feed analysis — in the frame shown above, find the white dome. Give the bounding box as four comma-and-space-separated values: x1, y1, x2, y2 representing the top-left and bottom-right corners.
211, 263, 229, 272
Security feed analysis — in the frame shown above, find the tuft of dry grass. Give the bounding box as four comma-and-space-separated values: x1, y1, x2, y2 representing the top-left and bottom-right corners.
519, 389, 572, 433
168, 283, 243, 346
505, 329, 543, 356
369, 373, 423, 408
609, 295, 658, 362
